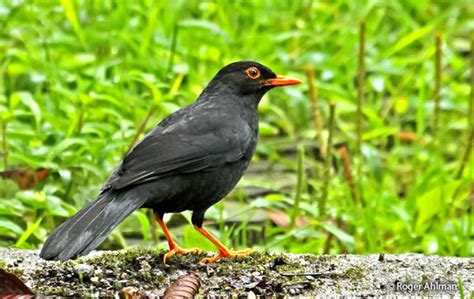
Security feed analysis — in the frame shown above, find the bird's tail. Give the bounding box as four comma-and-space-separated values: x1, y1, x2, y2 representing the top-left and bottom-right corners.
39, 189, 147, 261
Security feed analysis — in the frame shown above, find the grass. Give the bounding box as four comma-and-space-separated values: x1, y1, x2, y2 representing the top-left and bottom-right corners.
0, 0, 473, 257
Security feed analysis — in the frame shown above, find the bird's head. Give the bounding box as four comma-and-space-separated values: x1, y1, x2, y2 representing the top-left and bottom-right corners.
205, 61, 302, 100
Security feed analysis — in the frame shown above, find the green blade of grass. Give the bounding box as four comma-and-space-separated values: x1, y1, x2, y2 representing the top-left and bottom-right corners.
61, 0, 87, 49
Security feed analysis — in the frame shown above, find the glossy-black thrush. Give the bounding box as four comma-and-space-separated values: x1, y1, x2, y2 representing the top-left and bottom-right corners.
40, 61, 302, 263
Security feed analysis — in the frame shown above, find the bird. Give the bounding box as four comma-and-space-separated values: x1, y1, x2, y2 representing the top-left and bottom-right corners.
39, 61, 302, 263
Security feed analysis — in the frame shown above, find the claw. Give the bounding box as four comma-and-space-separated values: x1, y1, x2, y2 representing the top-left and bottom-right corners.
163, 246, 201, 264
199, 248, 253, 264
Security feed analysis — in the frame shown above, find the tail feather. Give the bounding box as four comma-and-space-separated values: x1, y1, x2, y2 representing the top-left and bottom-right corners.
40, 190, 147, 261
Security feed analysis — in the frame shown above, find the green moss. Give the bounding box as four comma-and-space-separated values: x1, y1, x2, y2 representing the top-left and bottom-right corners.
343, 266, 364, 280
0, 248, 334, 296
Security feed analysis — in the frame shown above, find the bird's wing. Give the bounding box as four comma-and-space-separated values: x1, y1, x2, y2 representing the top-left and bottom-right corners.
104, 116, 253, 190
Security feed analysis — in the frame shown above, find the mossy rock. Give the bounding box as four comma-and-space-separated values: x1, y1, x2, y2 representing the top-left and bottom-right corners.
0, 248, 472, 297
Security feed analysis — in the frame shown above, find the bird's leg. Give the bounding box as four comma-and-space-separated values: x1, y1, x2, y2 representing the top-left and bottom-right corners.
194, 225, 253, 264
154, 213, 200, 263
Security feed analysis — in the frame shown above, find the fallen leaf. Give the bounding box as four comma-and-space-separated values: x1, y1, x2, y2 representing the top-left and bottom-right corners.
163, 273, 201, 299
0, 269, 34, 297
0, 168, 50, 190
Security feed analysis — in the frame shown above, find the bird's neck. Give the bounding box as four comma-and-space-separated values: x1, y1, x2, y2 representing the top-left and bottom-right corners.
199, 80, 263, 109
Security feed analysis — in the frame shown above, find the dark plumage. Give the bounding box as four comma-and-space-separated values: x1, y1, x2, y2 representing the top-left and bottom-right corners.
40, 61, 302, 263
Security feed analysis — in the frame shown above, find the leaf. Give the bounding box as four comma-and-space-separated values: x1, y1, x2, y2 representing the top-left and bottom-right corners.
362, 127, 398, 140
45, 195, 70, 217
61, 0, 86, 48
415, 180, 461, 233
0, 204, 22, 217
370, 76, 385, 92
7, 62, 29, 76
11, 91, 41, 130
179, 19, 228, 39
0, 269, 34, 295
394, 96, 410, 114
163, 274, 201, 299
0, 218, 24, 237
382, 24, 433, 57
15, 217, 43, 248
133, 211, 150, 243
0, 178, 20, 198
128, 72, 162, 102
66, 53, 96, 68
259, 122, 279, 136
158, 102, 181, 115
16, 191, 45, 209
322, 223, 354, 245
182, 224, 214, 251
46, 138, 87, 161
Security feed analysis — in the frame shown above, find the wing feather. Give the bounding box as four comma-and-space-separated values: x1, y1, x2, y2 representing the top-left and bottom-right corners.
105, 115, 252, 190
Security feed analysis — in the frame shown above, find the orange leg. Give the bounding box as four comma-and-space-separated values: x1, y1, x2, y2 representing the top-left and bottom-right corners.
194, 225, 253, 264
155, 213, 200, 263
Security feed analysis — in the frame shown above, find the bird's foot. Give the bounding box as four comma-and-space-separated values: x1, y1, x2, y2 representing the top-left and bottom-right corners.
163, 246, 201, 263
199, 247, 253, 264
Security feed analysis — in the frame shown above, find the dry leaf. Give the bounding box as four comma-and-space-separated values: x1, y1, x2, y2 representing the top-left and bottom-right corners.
163, 273, 201, 299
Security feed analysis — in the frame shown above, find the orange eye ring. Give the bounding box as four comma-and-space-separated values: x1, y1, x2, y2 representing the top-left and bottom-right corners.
246, 67, 260, 79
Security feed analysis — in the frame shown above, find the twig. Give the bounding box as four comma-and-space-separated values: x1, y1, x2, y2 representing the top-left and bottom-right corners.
281, 271, 342, 278
125, 106, 157, 155
433, 33, 442, 137
304, 65, 326, 157
291, 145, 305, 229
320, 103, 335, 216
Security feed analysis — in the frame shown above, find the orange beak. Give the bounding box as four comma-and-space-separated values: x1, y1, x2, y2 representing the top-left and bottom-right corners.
263, 75, 303, 87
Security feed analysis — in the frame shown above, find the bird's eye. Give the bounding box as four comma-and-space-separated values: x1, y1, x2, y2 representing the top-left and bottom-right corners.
246, 67, 260, 79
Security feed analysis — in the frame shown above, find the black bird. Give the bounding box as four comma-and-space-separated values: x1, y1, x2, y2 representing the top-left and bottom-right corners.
40, 61, 302, 263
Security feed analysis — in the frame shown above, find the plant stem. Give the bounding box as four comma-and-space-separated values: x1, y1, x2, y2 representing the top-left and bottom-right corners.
320, 103, 336, 216
126, 106, 157, 155
337, 146, 361, 205
456, 38, 474, 179
291, 144, 305, 229
356, 20, 366, 159
112, 231, 128, 249
166, 19, 179, 76
456, 129, 474, 179
304, 65, 326, 157
470, 38, 474, 130
148, 209, 159, 245
433, 33, 442, 138
1, 118, 7, 171
356, 20, 366, 207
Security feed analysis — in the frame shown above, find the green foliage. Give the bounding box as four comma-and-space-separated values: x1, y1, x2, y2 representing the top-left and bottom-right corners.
0, 0, 472, 256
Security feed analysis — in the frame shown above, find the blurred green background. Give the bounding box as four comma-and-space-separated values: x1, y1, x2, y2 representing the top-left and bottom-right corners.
0, 0, 473, 257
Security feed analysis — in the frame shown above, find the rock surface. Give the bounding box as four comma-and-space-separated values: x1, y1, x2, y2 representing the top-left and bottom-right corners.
0, 248, 472, 297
